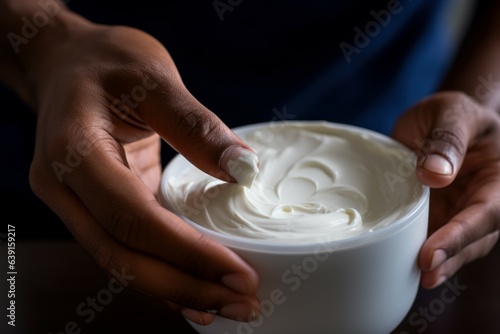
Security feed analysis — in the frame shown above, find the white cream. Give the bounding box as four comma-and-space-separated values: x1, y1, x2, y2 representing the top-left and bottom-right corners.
164, 121, 423, 244
222, 146, 259, 188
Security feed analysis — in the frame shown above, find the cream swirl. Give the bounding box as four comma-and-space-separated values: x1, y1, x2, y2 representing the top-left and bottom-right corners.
164, 121, 422, 243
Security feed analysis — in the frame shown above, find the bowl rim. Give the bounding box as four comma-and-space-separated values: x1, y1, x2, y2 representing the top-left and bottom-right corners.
159, 120, 430, 254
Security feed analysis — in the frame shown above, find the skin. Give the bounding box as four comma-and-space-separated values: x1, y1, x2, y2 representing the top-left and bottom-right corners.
393, 0, 500, 289
1, 0, 499, 326
393, 92, 500, 289
1, 2, 260, 326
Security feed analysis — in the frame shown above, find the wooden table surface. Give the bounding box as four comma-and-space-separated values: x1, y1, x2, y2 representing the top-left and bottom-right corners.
1, 238, 499, 334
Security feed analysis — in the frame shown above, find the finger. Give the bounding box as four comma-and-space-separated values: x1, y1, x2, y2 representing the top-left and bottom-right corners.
418, 200, 500, 274
124, 245, 260, 322
32, 92, 260, 293
180, 309, 217, 327
30, 166, 260, 321
61, 136, 259, 290
392, 92, 493, 188
420, 230, 499, 289
39, 81, 260, 295
127, 59, 259, 185
164, 301, 218, 326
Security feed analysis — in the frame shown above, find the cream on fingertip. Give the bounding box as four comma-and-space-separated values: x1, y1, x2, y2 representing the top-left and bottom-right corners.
219, 146, 259, 188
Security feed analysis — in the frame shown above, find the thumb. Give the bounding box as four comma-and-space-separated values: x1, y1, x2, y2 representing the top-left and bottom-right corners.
392, 92, 481, 188
138, 75, 259, 187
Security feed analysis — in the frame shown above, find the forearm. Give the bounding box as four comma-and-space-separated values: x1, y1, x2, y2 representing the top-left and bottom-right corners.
440, 0, 500, 111
0, 0, 87, 107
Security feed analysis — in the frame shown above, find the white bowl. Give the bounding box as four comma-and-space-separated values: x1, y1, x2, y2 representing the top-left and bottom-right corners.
159, 121, 429, 334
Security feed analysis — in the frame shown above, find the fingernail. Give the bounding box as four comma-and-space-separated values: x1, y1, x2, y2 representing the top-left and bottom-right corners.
429, 249, 447, 271
219, 302, 259, 322
432, 275, 448, 288
181, 308, 216, 326
219, 146, 259, 188
422, 154, 453, 175
222, 273, 252, 295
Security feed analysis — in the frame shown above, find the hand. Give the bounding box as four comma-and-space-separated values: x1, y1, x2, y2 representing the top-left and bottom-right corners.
392, 91, 500, 289
24, 11, 260, 325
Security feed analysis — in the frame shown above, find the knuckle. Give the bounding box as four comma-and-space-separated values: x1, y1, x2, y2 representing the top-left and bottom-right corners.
170, 285, 208, 310
28, 161, 46, 199
443, 220, 475, 258
444, 203, 500, 259
487, 203, 500, 231
108, 206, 148, 248
28, 150, 66, 198
478, 231, 499, 259
89, 241, 123, 276
177, 110, 223, 149
429, 127, 467, 157
183, 233, 217, 275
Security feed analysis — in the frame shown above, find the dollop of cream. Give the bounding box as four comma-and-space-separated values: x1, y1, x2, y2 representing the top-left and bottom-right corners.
165, 121, 423, 244
223, 146, 259, 188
